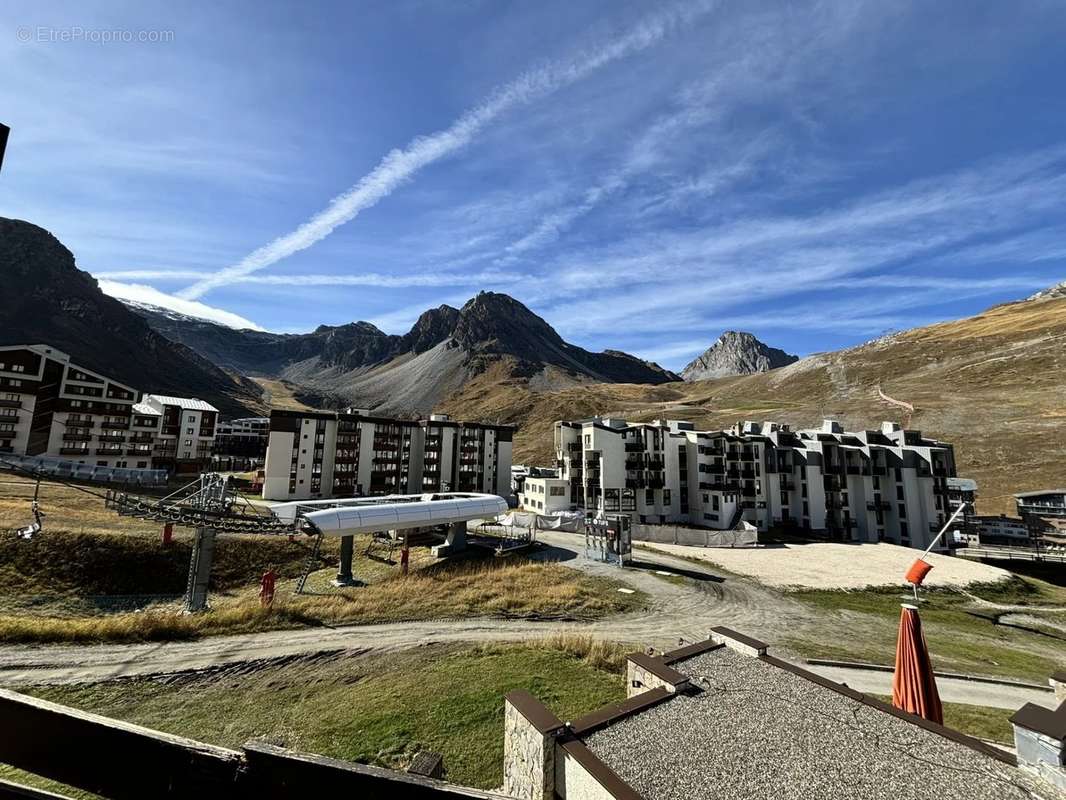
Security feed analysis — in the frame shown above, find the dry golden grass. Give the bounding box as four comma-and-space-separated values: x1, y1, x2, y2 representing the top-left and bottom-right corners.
0, 557, 642, 644
251, 376, 314, 411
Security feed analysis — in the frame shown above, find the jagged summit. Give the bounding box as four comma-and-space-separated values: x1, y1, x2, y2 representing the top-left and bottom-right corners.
681, 331, 798, 381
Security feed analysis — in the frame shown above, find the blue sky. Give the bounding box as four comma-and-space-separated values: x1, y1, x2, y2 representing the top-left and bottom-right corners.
1, 1, 1065, 370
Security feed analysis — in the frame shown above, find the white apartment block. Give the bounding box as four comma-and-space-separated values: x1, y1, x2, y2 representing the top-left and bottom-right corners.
139, 395, 219, 475
261, 409, 513, 501
519, 474, 570, 514
553, 416, 958, 551
0, 344, 218, 474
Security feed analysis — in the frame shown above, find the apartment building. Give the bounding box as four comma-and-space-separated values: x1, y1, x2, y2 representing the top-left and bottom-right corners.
519, 473, 569, 514
1014, 489, 1066, 537
0, 344, 139, 468
137, 395, 219, 475
0, 345, 220, 474
553, 416, 958, 550
261, 409, 513, 501
212, 416, 269, 469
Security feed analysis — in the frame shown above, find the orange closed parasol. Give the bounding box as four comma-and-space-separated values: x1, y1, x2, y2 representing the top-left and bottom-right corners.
892, 603, 943, 724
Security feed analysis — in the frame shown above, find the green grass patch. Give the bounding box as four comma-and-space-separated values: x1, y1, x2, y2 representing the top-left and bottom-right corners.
870, 694, 1014, 744
22, 640, 628, 790
787, 577, 1066, 682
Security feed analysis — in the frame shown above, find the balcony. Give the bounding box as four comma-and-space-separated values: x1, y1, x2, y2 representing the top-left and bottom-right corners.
645, 459, 664, 470
98, 434, 126, 443
60, 447, 90, 455
101, 421, 129, 430
741, 486, 757, 498
64, 418, 94, 427
646, 479, 665, 489
624, 442, 643, 453
567, 442, 581, 453
62, 434, 93, 442
96, 448, 123, 456
625, 478, 644, 489
698, 481, 722, 491
126, 448, 152, 456
0, 398, 21, 409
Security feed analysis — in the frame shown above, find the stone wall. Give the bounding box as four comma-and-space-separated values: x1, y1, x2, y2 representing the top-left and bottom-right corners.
503, 697, 556, 800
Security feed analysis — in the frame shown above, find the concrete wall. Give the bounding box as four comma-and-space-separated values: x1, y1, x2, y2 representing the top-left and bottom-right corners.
555, 749, 616, 800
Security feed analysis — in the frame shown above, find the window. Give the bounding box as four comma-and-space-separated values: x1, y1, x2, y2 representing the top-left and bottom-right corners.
188, 415, 195, 422
136, 461, 147, 468
186, 428, 194, 435
662, 489, 671, 505
549, 486, 565, 496
898, 503, 907, 519
184, 439, 192, 446
896, 485, 904, 500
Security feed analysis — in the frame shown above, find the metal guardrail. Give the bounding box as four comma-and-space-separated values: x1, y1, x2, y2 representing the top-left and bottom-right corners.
956, 546, 1066, 563
0, 689, 508, 800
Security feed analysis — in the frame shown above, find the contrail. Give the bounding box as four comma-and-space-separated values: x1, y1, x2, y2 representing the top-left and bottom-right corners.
178, 2, 712, 300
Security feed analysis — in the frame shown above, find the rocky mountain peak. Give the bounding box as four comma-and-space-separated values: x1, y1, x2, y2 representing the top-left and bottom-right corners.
681, 330, 798, 381
452, 292, 563, 356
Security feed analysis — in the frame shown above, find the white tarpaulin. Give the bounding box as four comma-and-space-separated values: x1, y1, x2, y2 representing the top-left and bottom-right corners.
496, 511, 583, 532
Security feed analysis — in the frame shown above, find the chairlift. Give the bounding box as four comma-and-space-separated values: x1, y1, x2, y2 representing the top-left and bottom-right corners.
13, 477, 44, 540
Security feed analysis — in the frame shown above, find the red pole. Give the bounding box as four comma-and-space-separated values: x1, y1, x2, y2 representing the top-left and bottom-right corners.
401, 545, 410, 576
161, 523, 173, 546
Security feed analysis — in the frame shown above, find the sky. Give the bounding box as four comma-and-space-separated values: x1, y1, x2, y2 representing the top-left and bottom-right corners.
1, 0, 1065, 370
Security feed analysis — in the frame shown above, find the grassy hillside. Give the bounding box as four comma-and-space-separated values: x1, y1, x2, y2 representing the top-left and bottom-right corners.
442, 296, 1066, 515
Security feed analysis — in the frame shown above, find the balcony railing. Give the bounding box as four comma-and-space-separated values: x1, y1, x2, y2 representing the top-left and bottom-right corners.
64, 418, 94, 427
96, 448, 123, 456
0, 398, 21, 408
101, 421, 130, 430
60, 447, 90, 455
62, 434, 93, 442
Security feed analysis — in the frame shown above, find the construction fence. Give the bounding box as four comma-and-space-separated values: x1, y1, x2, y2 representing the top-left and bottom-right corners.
629, 521, 758, 548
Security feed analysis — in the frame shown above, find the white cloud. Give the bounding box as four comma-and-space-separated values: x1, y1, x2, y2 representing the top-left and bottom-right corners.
95, 269, 527, 288
177, 0, 714, 301
97, 280, 265, 331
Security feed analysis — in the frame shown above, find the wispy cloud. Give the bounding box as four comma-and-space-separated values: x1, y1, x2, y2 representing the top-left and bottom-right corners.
98, 280, 264, 330
96, 269, 527, 288
178, 1, 714, 301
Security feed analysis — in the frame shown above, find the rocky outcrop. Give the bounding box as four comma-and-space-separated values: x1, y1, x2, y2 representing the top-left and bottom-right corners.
1028, 280, 1066, 301
681, 331, 798, 381
0, 217, 261, 415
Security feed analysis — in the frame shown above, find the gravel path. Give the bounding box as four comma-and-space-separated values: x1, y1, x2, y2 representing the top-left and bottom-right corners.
641, 540, 1011, 590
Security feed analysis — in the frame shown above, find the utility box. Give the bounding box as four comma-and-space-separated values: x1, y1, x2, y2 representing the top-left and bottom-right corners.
584, 513, 632, 566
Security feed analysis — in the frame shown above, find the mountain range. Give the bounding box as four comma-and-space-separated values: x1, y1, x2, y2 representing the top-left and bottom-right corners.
2, 216, 1062, 514
128, 291, 681, 414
